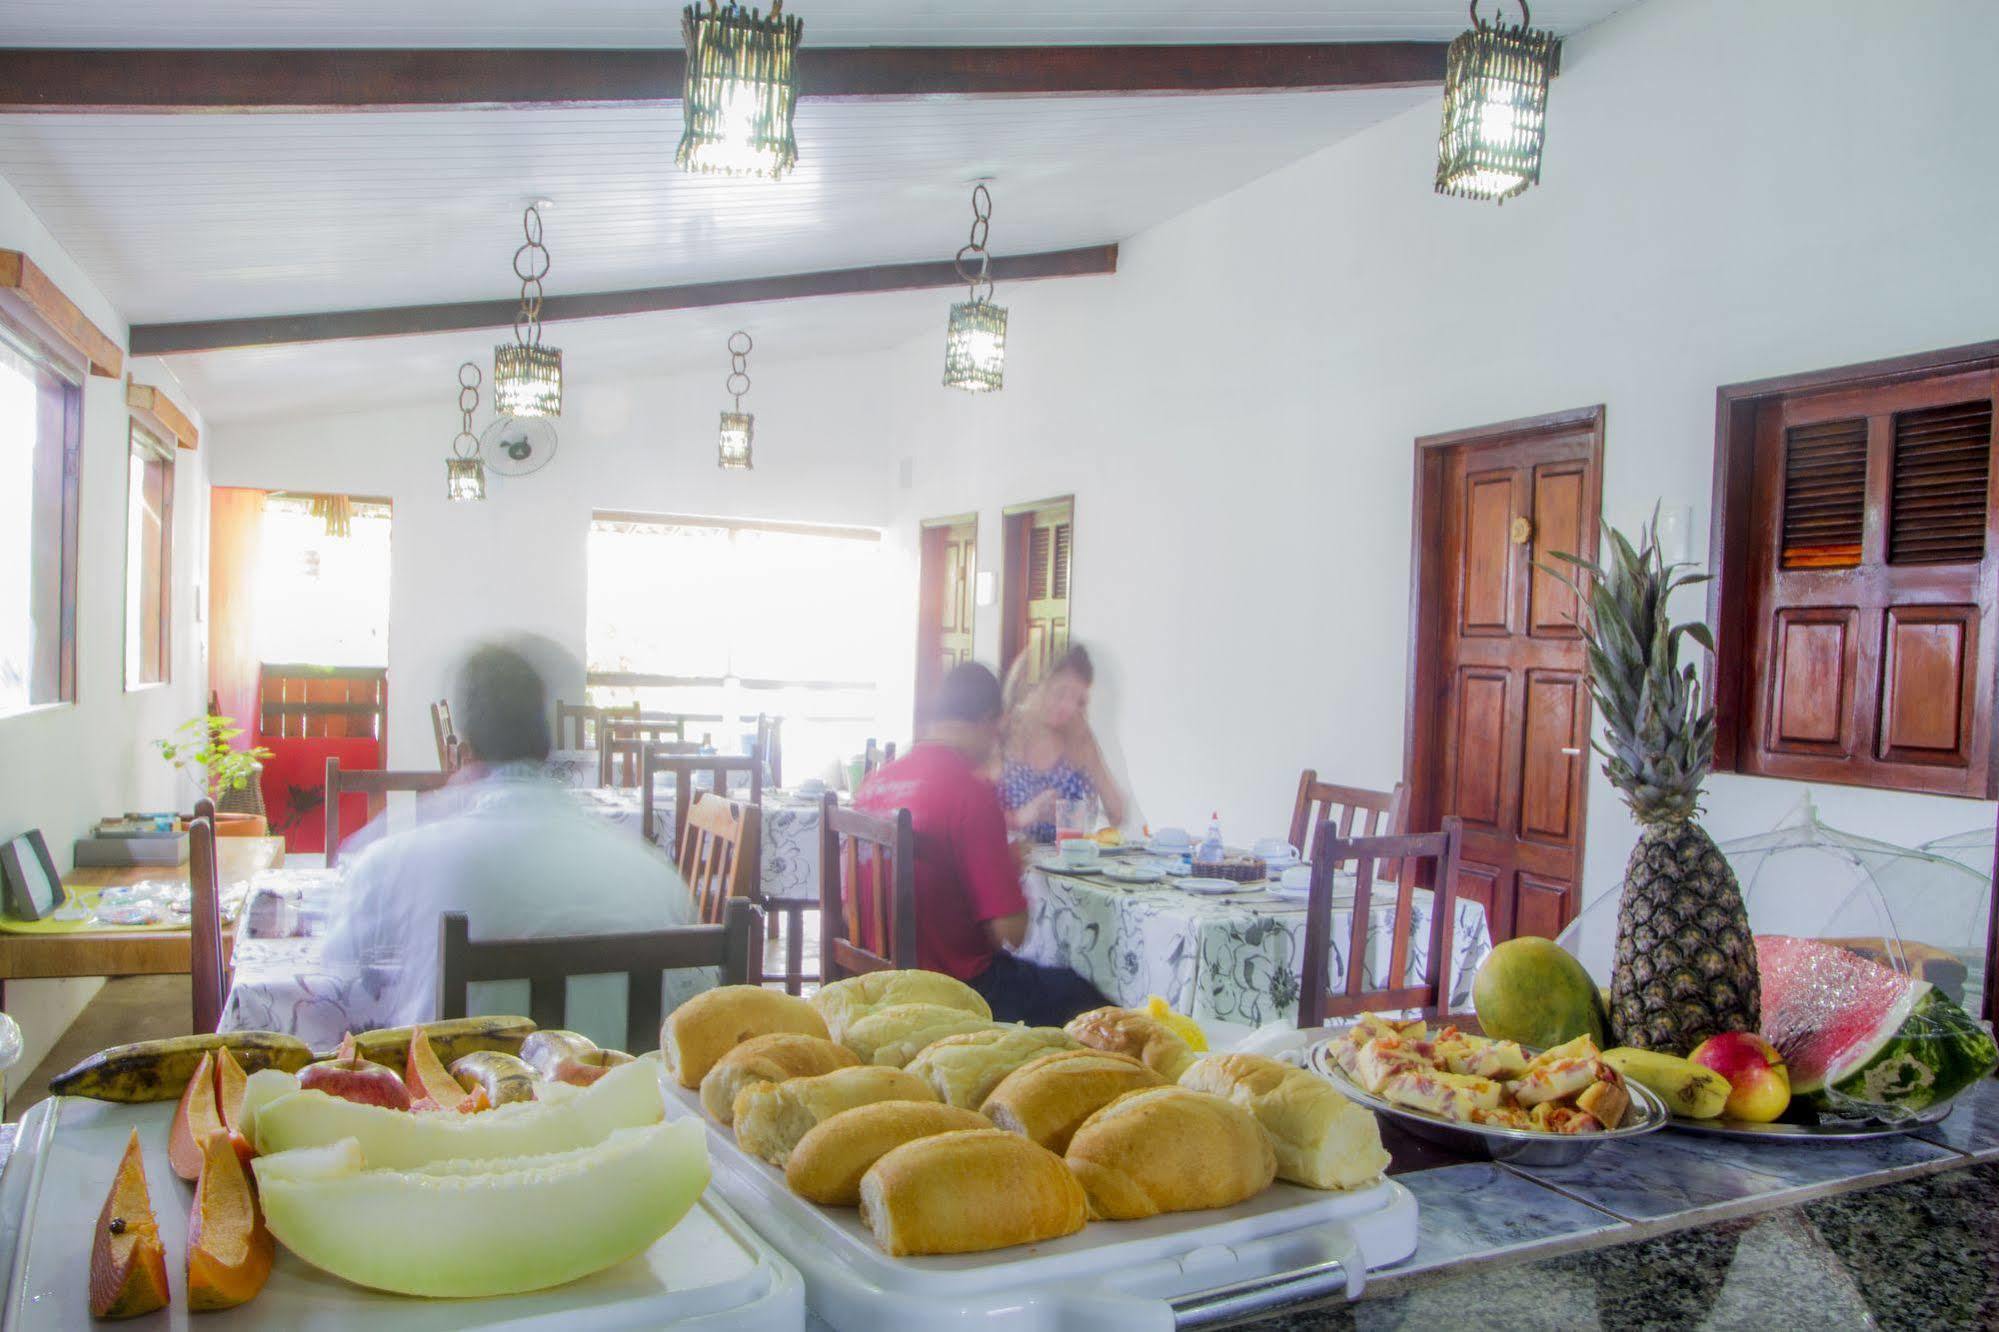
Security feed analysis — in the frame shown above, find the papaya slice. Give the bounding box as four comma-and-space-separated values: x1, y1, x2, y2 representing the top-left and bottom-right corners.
168, 1052, 223, 1181
187, 1129, 274, 1312
88, 1129, 170, 1319
404, 1027, 470, 1110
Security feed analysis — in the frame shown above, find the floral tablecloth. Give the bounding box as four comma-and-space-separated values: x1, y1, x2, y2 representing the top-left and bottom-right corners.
218, 868, 381, 1051
1019, 867, 1492, 1028
572, 787, 826, 905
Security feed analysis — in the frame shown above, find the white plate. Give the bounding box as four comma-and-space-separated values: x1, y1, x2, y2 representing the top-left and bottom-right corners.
1102, 863, 1167, 883
1174, 877, 1245, 895
1268, 883, 1311, 901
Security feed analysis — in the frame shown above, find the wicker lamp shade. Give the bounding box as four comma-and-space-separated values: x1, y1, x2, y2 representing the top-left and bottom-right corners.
493, 343, 562, 418
943, 299, 1008, 393
446, 456, 486, 501
678, 1, 803, 180
1435, 1, 1562, 203
718, 411, 754, 469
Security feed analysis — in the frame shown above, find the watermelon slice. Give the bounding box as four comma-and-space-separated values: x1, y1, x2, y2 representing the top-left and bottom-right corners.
1757, 935, 1997, 1120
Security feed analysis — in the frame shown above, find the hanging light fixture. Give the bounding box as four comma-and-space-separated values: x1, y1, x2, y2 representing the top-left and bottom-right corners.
677, 1, 804, 180
717, 331, 755, 470
1435, 1, 1561, 204
492, 203, 562, 417
308, 494, 353, 539
943, 184, 1007, 394
447, 361, 486, 501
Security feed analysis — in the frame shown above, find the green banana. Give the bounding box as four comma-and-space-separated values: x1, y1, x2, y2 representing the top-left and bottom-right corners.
1601, 1046, 1731, 1119
50, 1031, 313, 1103
342, 1016, 536, 1070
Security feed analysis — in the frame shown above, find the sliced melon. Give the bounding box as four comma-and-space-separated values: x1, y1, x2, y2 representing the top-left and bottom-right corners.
236, 1067, 300, 1143
252, 1053, 661, 1167
255, 1120, 708, 1298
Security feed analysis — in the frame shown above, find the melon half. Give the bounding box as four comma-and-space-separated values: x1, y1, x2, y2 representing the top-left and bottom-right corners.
1758, 935, 1998, 1118
253, 1119, 709, 1297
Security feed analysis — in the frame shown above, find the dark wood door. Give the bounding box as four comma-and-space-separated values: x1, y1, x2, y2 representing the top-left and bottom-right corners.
914, 515, 976, 724
1408, 409, 1603, 941
1002, 497, 1073, 682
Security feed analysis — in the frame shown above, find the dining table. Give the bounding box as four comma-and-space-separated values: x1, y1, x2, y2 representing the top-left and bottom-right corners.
569, 785, 829, 905
1018, 854, 1492, 1030
0, 835, 284, 1005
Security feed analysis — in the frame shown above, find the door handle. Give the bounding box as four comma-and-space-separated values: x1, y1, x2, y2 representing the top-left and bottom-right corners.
1560, 747, 1582, 756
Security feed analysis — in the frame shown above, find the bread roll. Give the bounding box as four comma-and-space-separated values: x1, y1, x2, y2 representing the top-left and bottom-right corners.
732, 1065, 937, 1166
839, 1003, 1002, 1068
858, 1129, 1088, 1256
812, 970, 992, 1043
1064, 1006, 1198, 1081
1179, 1053, 1389, 1190
981, 1049, 1166, 1153
663, 985, 828, 1089
1065, 1086, 1276, 1220
784, 1101, 990, 1205
905, 1026, 1083, 1109
698, 1032, 860, 1123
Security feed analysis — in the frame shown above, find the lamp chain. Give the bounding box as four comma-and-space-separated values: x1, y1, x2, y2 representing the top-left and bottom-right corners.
954, 184, 995, 305
726, 331, 753, 409
1468, 0, 1531, 30
454, 362, 481, 459
513, 205, 552, 349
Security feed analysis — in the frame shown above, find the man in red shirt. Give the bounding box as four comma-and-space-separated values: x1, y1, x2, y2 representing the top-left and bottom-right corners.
855, 663, 1108, 1026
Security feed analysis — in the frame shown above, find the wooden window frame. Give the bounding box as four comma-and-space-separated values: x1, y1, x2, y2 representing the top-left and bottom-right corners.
0, 317, 85, 715
1708, 338, 1999, 797
123, 418, 174, 690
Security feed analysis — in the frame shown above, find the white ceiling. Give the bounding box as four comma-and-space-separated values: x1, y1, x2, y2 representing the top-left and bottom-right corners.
0, 91, 1433, 323
0, 1, 1636, 47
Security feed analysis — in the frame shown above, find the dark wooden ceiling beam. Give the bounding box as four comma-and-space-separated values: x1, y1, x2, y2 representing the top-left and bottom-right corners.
0, 44, 1446, 114
127, 244, 1119, 355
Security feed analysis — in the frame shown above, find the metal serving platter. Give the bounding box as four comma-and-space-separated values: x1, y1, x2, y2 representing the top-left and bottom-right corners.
1661, 1098, 1953, 1142
1307, 1038, 1670, 1168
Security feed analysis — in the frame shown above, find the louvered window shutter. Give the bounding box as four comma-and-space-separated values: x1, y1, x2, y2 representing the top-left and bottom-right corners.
1890, 400, 1992, 565
1028, 526, 1052, 600
1780, 419, 1866, 569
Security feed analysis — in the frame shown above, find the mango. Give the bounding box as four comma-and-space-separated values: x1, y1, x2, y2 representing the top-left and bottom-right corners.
1471, 938, 1607, 1051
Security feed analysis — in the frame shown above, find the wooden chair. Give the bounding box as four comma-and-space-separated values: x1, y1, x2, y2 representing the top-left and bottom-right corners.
429, 699, 460, 772
863, 741, 898, 778
1300, 818, 1465, 1027
189, 801, 227, 1034
324, 759, 452, 867
600, 717, 697, 788
554, 700, 639, 752
679, 794, 761, 928
819, 792, 917, 981
436, 898, 757, 1056
641, 748, 763, 849
1288, 772, 1408, 865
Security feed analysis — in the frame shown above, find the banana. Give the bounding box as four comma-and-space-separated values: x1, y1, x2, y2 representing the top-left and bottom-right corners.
50, 1032, 313, 1103
339, 1016, 536, 1070
1601, 1047, 1731, 1119
448, 1050, 541, 1106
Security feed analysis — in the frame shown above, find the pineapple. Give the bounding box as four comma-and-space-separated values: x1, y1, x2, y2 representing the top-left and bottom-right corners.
1546, 516, 1759, 1053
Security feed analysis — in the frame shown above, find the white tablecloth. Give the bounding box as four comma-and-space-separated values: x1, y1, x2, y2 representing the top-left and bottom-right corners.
573, 787, 826, 905
1020, 864, 1492, 1028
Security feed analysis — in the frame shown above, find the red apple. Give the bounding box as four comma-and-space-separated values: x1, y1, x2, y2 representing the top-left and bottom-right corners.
1687, 1032, 1790, 1123
298, 1057, 412, 1111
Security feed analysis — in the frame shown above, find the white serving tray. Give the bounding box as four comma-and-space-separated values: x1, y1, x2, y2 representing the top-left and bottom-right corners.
660, 1077, 1418, 1331
0, 1097, 805, 1330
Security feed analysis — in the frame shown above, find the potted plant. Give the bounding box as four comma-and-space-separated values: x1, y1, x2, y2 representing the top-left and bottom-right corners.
156, 714, 275, 837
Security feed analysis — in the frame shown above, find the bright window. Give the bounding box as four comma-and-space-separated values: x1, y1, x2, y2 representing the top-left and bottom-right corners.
252, 494, 391, 667
586, 512, 889, 779
0, 330, 82, 713
124, 421, 173, 687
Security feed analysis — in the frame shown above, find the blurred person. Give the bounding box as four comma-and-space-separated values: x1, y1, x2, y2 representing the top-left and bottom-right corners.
320, 639, 708, 1034
855, 662, 1108, 1026
998, 644, 1128, 842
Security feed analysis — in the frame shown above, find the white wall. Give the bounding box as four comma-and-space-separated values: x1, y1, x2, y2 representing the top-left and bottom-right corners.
0, 174, 212, 1074
207, 352, 902, 768
878, 0, 1999, 899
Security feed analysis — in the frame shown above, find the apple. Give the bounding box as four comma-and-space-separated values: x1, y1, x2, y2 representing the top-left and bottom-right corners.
1687, 1032, 1790, 1123
298, 1057, 413, 1111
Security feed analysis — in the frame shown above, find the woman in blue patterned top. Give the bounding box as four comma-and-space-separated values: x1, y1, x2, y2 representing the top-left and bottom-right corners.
998, 645, 1127, 842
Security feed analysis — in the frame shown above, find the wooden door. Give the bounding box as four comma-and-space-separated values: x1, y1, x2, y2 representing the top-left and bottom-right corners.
1002, 497, 1073, 682
914, 515, 977, 724
1406, 408, 1604, 941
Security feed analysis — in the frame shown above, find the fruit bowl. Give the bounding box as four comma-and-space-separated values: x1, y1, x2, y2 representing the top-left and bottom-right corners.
1307, 1040, 1669, 1167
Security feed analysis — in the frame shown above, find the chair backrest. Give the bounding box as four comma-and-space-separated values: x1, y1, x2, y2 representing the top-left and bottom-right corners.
818, 792, 917, 981
188, 811, 227, 1034
641, 748, 763, 848
862, 741, 898, 778
429, 699, 460, 772
436, 897, 756, 1055
678, 794, 761, 927
324, 758, 452, 867
755, 713, 783, 789
1289, 771, 1408, 865
600, 717, 696, 788
554, 700, 640, 752
1300, 817, 1464, 1027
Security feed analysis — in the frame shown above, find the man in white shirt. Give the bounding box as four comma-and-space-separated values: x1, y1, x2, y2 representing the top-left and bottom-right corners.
320, 643, 708, 1040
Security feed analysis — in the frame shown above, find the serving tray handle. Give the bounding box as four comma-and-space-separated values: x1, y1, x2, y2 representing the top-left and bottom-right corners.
1050, 1223, 1364, 1330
